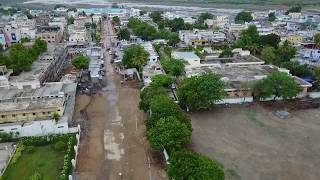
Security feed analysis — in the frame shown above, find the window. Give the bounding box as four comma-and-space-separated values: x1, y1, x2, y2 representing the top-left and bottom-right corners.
48, 112, 51, 114
11, 128, 17, 130
33, 113, 36, 116
12, 114, 16, 117
22, 113, 26, 116
58, 126, 64, 128
1, 115, 5, 118
42, 112, 46, 115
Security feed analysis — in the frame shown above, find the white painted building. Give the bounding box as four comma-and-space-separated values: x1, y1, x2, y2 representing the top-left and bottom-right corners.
141, 42, 159, 65
172, 51, 201, 68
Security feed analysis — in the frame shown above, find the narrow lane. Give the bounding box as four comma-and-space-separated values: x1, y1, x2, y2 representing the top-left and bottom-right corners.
76, 18, 167, 180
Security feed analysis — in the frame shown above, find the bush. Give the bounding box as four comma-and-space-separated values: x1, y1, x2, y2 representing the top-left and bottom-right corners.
0, 132, 16, 142
28, 171, 42, 180
11, 144, 25, 164
25, 146, 35, 154
53, 141, 66, 151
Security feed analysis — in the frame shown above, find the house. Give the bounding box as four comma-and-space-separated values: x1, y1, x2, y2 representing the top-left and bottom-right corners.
141, 42, 159, 65
287, 34, 304, 46
172, 51, 200, 68
204, 15, 229, 28
179, 29, 226, 46
142, 62, 164, 86
36, 26, 63, 43
303, 49, 320, 60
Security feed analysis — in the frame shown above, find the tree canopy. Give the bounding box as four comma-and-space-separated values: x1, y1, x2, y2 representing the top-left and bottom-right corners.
268, 12, 276, 22
122, 44, 149, 72
0, 38, 47, 75
177, 73, 226, 111
161, 59, 185, 77
72, 55, 90, 69
314, 33, 320, 48
315, 67, 320, 90
285, 5, 302, 15
235, 25, 260, 51
139, 85, 168, 112
112, 16, 120, 26
254, 71, 301, 100
197, 12, 214, 24
235, 11, 253, 24
167, 150, 225, 180
259, 33, 280, 48
149, 11, 163, 23
148, 95, 191, 131
147, 116, 192, 151
117, 28, 130, 40
151, 74, 174, 88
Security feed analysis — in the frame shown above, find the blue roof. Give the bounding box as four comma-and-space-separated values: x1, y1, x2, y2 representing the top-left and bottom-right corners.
79, 8, 122, 14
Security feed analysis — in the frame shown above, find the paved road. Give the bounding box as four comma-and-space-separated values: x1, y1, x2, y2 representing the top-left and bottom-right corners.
75, 19, 167, 180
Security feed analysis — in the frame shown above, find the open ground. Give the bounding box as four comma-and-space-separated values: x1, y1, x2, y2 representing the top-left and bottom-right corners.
189, 103, 320, 180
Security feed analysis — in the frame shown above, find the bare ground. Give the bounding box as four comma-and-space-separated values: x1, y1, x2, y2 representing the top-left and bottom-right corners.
74, 52, 167, 180
189, 104, 320, 180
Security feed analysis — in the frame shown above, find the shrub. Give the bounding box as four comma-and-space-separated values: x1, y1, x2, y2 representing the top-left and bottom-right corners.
25, 146, 35, 154
53, 141, 66, 151
28, 171, 42, 180
11, 144, 25, 164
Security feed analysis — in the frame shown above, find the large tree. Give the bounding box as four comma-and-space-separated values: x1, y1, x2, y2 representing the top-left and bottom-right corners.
268, 12, 276, 22
314, 67, 320, 90
235, 11, 253, 24
261, 46, 277, 64
259, 33, 281, 48
235, 25, 260, 51
139, 85, 168, 112
147, 116, 192, 151
254, 71, 301, 100
72, 55, 90, 69
197, 12, 214, 23
276, 40, 297, 62
168, 32, 180, 46
151, 74, 174, 88
149, 11, 163, 23
167, 150, 224, 180
112, 16, 120, 26
122, 44, 149, 72
161, 59, 185, 77
177, 73, 226, 111
117, 28, 130, 40
148, 95, 191, 131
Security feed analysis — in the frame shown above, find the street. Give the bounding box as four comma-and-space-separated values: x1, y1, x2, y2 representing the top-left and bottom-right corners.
75, 19, 167, 180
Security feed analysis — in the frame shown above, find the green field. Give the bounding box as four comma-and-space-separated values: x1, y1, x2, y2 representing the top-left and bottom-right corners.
3, 145, 65, 180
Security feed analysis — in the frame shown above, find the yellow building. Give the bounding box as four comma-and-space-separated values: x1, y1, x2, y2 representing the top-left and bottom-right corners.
287, 35, 304, 46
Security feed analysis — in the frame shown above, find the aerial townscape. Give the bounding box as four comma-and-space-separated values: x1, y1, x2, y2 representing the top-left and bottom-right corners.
0, 0, 320, 179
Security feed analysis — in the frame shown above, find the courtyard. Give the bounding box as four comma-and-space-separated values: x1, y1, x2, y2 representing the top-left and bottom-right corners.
189, 103, 320, 180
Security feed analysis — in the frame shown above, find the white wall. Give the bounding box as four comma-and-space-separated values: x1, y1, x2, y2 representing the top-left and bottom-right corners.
215, 97, 254, 104
0, 120, 69, 137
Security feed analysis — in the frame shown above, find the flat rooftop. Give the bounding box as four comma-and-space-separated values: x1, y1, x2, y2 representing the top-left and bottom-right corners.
185, 64, 311, 90
203, 55, 264, 64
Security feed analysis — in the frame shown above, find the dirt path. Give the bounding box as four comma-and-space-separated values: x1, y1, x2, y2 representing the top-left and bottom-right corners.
75, 19, 167, 180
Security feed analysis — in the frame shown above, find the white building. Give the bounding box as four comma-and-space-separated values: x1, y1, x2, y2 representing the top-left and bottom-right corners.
141, 42, 159, 65
303, 49, 320, 60
69, 29, 88, 43
172, 51, 201, 68
179, 29, 226, 46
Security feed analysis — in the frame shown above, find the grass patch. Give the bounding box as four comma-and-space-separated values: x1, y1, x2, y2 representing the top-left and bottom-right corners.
3, 145, 65, 180
226, 169, 241, 180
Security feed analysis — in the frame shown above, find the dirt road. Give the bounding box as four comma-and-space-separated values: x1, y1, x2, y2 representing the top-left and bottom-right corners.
75, 19, 166, 180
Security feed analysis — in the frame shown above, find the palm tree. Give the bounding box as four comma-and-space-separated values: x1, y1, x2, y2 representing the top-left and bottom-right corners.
248, 43, 259, 56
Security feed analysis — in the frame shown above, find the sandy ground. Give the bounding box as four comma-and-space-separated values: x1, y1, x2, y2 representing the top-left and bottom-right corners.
74, 19, 167, 180
190, 104, 320, 180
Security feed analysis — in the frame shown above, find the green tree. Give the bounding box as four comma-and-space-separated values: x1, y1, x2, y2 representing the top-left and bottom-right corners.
167, 150, 224, 180
177, 73, 226, 111
268, 12, 276, 22
117, 28, 130, 40
285, 5, 302, 15
122, 44, 149, 72
235, 25, 260, 50
161, 59, 185, 77
139, 85, 168, 112
254, 71, 301, 100
24, 10, 33, 19
52, 112, 60, 123
67, 16, 75, 25
235, 11, 253, 24
261, 46, 277, 64
168, 32, 180, 46
169, 18, 186, 32
28, 171, 42, 180
149, 11, 163, 23
148, 95, 191, 131
85, 22, 91, 29
197, 12, 214, 24
314, 67, 320, 90
280, 61, 311, 77
259, 33, 280, 48
147, 116, 192, 151
314, 33, 320, 48
151, 74, 174, 88
72, 55, 90, 69
112, 16, 120, 26
219, 47, 233, 58
276, 40, 297, 63
91, 23, 97, 29
248, 43, 260, 56
20, 37, 30, 43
